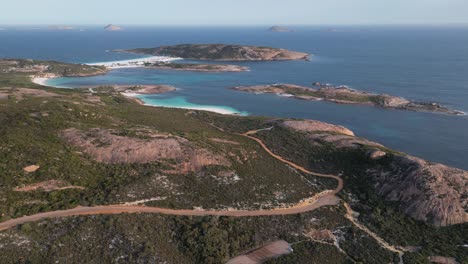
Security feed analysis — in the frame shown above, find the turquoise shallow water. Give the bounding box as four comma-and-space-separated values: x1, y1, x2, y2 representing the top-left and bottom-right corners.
136, 95, 249, 116
2, 26, 468, 169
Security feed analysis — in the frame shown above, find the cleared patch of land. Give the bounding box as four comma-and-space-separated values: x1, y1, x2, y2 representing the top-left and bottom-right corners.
227, 240, 293, 264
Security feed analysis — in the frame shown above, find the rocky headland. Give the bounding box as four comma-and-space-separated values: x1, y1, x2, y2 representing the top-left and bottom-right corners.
281, 119, 468, 226
116, 84, 176, 95
233, 83, 464, 115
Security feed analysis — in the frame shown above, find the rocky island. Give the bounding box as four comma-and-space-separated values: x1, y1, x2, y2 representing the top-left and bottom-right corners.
269, 25, 295, 32
0, 59, 108, 87
123, 44, 310, 61
234, 83, 464, 115
104, 24, 122, 31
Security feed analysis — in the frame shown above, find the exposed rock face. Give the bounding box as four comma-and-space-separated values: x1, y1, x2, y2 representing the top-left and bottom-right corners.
285, 118, 468, 226
428, 256, 460, 264
23, 165, 40, 173
367, 150, 387, 160
269, 26, 294, 32
368, 155, 468, 226
282, 120, 355, 136
61, 128, 229, 174
125, 44, 309, 61
104, 24, 121, 31
381, 96, 410, 107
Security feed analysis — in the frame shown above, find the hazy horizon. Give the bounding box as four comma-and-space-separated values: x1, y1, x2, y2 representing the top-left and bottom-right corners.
1, 0, 468, 25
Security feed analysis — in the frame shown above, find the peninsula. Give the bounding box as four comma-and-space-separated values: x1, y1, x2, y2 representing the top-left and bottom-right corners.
0, 59, 108, 87
233, 83, 464, 115
123, 44, 310, 61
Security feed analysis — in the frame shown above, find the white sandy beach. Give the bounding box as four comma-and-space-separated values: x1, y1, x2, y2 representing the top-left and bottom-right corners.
88, 56, 182, 69
32, 77, 50, 86
121, 92, 246, 115
142, 103, 244, 115
31, 73, 60, 87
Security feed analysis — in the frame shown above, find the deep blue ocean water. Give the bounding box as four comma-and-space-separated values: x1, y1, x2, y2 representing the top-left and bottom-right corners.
1, 26, 467, 169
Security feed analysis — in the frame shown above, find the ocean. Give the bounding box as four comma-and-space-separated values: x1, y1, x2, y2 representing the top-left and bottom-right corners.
1, 25, 467, 169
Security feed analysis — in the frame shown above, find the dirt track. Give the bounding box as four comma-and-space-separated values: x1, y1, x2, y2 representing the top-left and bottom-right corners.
0, 128, 342, 232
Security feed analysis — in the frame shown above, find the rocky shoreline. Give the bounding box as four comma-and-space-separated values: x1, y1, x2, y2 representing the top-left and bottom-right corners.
233, 83, 464, 115
145, 62, 249, 72
118, 84, 176, 95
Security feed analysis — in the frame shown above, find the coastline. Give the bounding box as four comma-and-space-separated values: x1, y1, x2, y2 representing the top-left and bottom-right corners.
121, 92, 247, 116
234, 84, 467, 116
87, 56, 182, 69
31, 74, 59, 87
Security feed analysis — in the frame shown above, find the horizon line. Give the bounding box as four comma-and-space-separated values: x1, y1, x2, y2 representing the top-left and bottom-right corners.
1, 23, 468, 27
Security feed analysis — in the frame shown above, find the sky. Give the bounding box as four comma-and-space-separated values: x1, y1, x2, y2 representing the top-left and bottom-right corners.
1, 0, 468, 25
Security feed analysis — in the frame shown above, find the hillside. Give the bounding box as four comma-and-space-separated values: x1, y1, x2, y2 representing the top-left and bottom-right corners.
124, 44, 310, 61
0, 60, 466, 263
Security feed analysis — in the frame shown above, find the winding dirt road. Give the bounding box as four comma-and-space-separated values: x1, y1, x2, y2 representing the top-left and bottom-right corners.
0, 126, 405, 262
241, 129, 344, 194
0, 128, 342, 232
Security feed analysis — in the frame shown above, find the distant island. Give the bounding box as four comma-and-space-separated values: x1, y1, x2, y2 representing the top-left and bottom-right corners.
104, 24, 122, 31
122, 44, 310, 61
48, 25, 74, 30
269, 26, 294, 32
233, 83, 464, 115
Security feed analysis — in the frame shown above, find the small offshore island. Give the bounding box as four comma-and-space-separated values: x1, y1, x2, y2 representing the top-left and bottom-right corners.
234, 83, 464, 115
123, 44, 310, 61
269, 25, 295, 32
